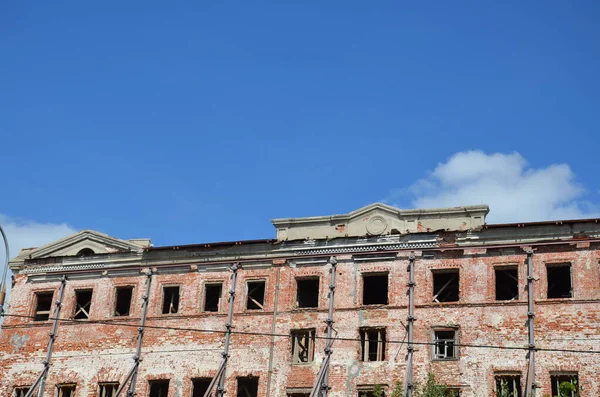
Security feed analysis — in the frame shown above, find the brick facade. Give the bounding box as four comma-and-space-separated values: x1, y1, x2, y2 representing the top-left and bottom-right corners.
1, 207, 600, 396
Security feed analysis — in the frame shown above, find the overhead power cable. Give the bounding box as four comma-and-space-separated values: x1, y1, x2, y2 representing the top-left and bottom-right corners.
2, 312, 600, 355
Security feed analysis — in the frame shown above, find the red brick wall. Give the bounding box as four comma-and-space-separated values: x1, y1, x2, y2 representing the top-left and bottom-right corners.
1, 246, 599, 396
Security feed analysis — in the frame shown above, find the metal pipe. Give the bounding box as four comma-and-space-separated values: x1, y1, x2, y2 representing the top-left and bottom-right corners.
114, 271, 153, 397
215, 262, 239, 397
310, 256, 337, 397
524, 250, 536, 397
0, 224, 10, 314
265, 266, 281, 397
23, 276, 67, 397
404, 253, 416, 397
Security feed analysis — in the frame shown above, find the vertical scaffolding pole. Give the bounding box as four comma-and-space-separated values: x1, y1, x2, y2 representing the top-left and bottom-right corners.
24, 276, 67, 397
202, 262, 239, 397
524, 250, 536, 397
216, 262, 239, 397
404, 253, 416, 397
310, 256, 337, 397
114, 271, 153, 397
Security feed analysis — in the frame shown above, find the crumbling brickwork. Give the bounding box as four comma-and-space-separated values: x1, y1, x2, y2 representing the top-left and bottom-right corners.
1, 205, 600, 396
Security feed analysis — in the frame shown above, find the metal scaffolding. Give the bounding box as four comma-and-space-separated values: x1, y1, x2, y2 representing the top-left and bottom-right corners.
524, 250, 536, 397
203, 262, 240, 397
403, 253, 416, 397
114, 271, 153, 397
310, 256, 337, 397
24, 276, 67, 397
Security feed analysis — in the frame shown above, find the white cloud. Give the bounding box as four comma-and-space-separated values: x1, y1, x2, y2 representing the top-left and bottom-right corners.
406, 151, 599, 223
0, 215, 76, 305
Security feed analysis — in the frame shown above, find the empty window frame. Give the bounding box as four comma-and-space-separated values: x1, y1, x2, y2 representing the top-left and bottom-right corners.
495, 267, 519, 301
114, 287, 133, 316
192, 378, 212, 397
432, 270, 459, 302
296, 278, 319, 308
359, 328, 386, 362
432, 329, 457, 360
547, 263, 573, 299
74, 290, 93, 320
14, 387, 30, 397
362, 273, 388, 305
445, 389, 461, 397
162, 286, 180, 314
98, 383, 119, 397
291, 329, 315, 364
149, 380, 170, 397
495, 375, 522, 397
57, 384, 76, 397
34, 291, 53, 321
204, 283, 223, 312
237, 377, 259, 397
246, 281, 265, 310
287, 392, 310, 397
551, 374, 578, 397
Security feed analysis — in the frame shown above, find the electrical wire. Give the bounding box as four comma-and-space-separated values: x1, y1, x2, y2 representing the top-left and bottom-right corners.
2, 312, 600, 355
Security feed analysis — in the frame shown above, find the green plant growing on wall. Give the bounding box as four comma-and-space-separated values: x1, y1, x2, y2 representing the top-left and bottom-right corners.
496, 379, 513, 397
373, 384, 385, 397
554, 379, 578, 397
414, 373, 448, 397
389, 381, 403, 397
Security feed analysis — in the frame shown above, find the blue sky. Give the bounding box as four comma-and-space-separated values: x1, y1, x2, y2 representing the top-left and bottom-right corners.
1, 1, 599, 261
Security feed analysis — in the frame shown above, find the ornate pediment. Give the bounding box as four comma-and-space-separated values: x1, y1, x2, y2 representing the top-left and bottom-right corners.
9, 230, 150, 270
272, 203, 489, 241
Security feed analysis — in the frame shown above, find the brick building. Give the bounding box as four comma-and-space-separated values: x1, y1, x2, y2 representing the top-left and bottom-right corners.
1, 203, 599, 397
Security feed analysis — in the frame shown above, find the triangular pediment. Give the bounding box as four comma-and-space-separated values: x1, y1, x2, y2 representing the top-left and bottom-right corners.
347, 202, 403, 220
27, 230, 146, 259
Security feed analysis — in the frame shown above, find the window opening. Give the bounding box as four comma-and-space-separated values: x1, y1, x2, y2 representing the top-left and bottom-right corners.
547, 264, 573, 298
358, 387, 386, 397
162, 286, 180, 314
204, 283, 223, 312
98, 383, 119, 397
115, 287, 133, 316
433, 330, 457, 359
359, 328, 386, 361
237, 377, 259, 397
287, 393, 310, 397
192, 378, 212, 397
432, 270, 459, 302
495, 267, 518, 301
495, 375, 522, 397
34, 292, 53, 321
291, 329, 315, 364
14, 387, 30, 397
550, 374, 578, 397
362, 273, 388, 305
77, 248, 95, 256
149, 380, 170, 397
445, 389, 461, 396
246, 281, 265, 310
57, 384, 76, 397
74, 290, 93, 320
296, 278, 319, 308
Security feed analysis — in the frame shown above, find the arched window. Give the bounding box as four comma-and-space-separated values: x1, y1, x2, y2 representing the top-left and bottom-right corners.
77, 248, 95, 257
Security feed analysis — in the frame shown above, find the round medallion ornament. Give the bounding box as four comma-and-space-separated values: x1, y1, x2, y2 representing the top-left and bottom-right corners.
366, 215, 388, 235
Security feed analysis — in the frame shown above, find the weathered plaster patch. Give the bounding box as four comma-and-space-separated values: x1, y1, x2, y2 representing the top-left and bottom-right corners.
10, 334, 29, 352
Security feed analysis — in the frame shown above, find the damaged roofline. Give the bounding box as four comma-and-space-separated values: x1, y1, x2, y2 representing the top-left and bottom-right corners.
484, 218, 600, 229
